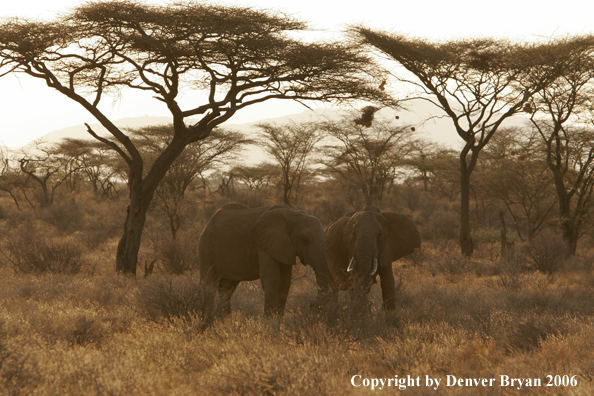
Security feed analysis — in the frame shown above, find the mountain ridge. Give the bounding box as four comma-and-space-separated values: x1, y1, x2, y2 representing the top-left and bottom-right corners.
32, 99, 529, 153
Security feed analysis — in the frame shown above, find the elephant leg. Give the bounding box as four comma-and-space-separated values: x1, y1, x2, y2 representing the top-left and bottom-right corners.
377, 265, 396, 310
277, 264, 293, 314
218, 279, 239, 315
260, 262, 284, 316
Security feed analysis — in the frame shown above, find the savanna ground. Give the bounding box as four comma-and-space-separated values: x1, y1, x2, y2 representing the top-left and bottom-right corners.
0, 190, 593, 395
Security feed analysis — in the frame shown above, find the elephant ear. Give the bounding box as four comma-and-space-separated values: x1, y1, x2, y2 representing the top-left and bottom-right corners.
379, 212, 421, 267
252, 208, 296, 266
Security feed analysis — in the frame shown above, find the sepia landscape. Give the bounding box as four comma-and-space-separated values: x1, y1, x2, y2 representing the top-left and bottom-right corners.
1, 1, 594, 395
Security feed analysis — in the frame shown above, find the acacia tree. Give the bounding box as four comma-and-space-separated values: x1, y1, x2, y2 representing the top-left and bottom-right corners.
403, 139, 456, 191
231, 163, 280, 192
18, 141, 83, 208
0, 1, 382, 274
355, 29, 584, 255
0, 148, 24, 210
526, 42, 594, 253
56, 138, 123, 198
320, 115, 414, 207
256, 122, 320, 206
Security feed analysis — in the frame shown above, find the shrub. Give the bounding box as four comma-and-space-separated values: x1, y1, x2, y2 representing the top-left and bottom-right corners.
431, 249, 475, 275
37, 200, 85, 235
282, 298, 391, 347
0, 342, 40, 394
135, 276, 217, 333
526, 229, 569, 275
497, 255, 529, 290
506, 313, 559, 352
403, 246, 426, 267
35, 315, 105, 347
152, 235, 200, 275
3, 234, 85, 275
423, 209, 458, 242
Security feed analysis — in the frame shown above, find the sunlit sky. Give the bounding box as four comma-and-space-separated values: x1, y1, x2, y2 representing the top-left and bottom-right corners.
1, 0, 593, 147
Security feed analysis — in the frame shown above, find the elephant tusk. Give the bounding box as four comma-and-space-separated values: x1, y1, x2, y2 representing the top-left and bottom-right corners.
347, 257, 356, 272
307, 265, 322, 291
370, 258, 378, 276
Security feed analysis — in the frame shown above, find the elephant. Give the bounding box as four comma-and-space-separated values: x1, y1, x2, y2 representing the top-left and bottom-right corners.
325, 207, 421, 310
199, 204, 331, 316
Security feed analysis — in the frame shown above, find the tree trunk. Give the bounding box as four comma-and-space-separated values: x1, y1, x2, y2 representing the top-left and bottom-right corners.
561, 218, 579, 255
459, 160, 474, 256
499, 211, 507, 259
114, 135, 195, 275
115, 186, 153, 275
553, 175, 578, 255
283, 185, 291, 206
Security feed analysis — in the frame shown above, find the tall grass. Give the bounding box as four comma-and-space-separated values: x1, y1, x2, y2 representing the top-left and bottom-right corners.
0, 258, 592, 395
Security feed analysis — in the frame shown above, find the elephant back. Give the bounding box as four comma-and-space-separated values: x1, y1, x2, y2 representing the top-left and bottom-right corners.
199, 204, 269, 282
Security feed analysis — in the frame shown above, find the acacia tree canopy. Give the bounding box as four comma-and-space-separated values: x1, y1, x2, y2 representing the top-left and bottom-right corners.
0, 1, 385, 274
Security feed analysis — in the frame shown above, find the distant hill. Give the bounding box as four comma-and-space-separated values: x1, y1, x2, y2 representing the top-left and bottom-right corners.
39, 116, 181, 144
36, 111, 330, 144
34, 99, 530, 155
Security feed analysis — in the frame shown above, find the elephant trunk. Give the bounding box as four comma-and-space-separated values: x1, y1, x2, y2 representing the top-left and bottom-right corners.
303, 247, 332, 293
353, 237, 378, 292
312, 262, 332, 293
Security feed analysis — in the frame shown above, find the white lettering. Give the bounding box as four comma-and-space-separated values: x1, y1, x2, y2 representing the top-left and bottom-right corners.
425, 375, 441, 389
398, 377, 406, 390
351, 375, 361, 387
514, 378, 524, 390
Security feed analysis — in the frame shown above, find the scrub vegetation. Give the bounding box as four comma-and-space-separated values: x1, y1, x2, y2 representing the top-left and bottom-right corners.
0, 186, 592, 395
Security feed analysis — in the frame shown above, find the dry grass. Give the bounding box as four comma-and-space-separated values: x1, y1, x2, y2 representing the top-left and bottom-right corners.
0, 253, 592, 395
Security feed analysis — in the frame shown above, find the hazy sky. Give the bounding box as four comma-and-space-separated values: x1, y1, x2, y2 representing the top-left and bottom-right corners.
1, 0, 593, 147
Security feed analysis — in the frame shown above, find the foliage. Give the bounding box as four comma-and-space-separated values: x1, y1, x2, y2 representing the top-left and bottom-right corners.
3, 234, 85, 275
403, 139, 457, 192
151, 234, 201, 275
320, 114, 415, 207
135, 276, 217, 333
355, 28, 593, 255
478, 128, 557, 240
17, 141, 84, 208
231, 163, 280, 192
56, 138, 123, 198
255, 122, 321, 206
526, 229, 570, 274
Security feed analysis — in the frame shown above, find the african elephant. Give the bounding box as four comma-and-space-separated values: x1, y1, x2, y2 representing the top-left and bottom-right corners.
325, 207, 421, 310
199, 204, 331, 316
